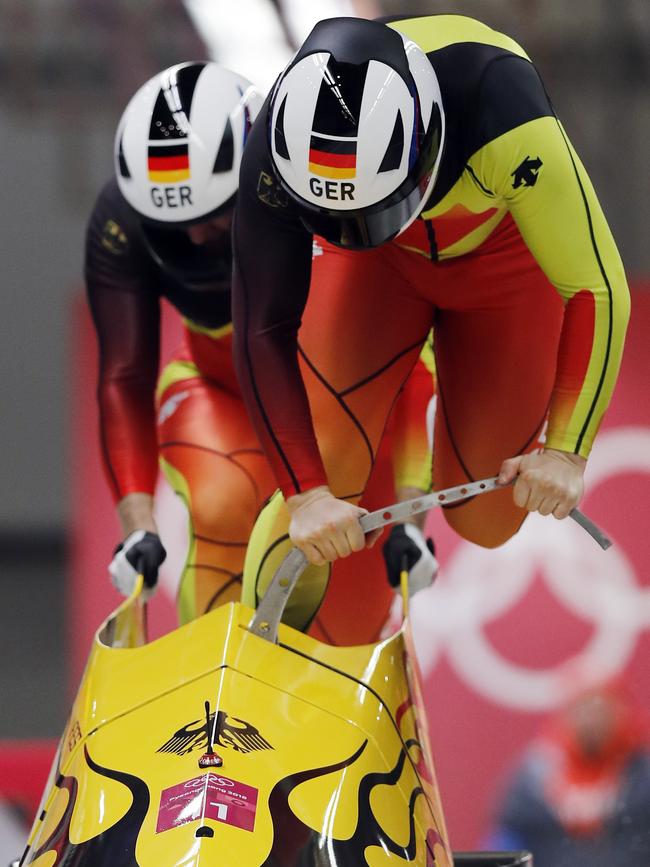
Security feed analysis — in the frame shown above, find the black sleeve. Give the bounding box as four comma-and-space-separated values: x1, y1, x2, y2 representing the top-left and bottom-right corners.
84, 180, 161, 500
231, 106, 328, 497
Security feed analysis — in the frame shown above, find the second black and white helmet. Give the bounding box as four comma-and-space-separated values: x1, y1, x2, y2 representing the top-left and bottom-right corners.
269, 18, 445, 248
116, 62, 263, 225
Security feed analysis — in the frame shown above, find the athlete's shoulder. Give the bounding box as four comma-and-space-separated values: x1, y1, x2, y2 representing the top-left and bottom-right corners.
86, 177, 142, 260
238, 92, 299, 220
239, 92, 272, 183
384, 14, 551, 144
383, 14, 529, 60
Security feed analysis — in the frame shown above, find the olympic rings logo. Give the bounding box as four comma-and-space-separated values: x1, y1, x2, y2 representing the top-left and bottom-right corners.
412, 426, 650, 712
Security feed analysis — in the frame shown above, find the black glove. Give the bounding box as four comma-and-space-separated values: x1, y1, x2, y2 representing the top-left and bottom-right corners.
109, 530, 167, 596
382, 523, 438, 590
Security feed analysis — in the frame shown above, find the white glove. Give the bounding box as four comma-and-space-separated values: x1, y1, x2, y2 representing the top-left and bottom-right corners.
109, 530, 166, 597
382, 523, 438, 595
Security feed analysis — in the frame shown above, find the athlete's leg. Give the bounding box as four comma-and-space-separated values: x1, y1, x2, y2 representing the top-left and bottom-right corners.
242, 418, 404, 645
242, 240, 435, 638
157, 361, 275, 623
310, 352, 435, 645
427, 216, 565, 547
309, 426, 400, 645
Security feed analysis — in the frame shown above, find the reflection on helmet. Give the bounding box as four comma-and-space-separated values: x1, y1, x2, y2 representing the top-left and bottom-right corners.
269, 18, 445, 249
115, 62, 263, 226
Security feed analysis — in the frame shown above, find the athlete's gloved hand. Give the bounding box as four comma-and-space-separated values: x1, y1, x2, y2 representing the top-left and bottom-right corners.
382, 523, 438, 591
109, 530, 166, 597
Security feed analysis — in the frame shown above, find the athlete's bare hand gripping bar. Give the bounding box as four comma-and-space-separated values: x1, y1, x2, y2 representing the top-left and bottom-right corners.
360, 476, 612, 550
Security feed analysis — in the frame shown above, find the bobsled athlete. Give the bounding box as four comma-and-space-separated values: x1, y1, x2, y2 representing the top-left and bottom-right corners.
232, 15, 630, 627
85, 62, 270, 624
85, 61, 437, 639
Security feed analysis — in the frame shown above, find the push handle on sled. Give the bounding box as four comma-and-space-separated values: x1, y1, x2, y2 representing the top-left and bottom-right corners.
249, 475, 611, 643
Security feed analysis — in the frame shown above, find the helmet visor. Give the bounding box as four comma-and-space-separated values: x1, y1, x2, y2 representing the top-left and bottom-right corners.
299, 164, 436, 249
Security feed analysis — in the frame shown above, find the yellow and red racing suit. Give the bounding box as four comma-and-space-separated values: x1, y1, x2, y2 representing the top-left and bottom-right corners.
233, 14, 630, 628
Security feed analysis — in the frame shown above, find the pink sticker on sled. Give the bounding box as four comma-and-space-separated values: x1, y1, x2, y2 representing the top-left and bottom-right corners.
156, 772, 258, 833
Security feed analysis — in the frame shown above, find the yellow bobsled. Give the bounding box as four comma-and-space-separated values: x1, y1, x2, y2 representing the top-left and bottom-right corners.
18, 571, 532, 867
19, 574, 455, 865
17, 477, 564, 866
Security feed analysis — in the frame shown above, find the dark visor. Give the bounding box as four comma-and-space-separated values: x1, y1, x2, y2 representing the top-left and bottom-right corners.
300, 170, 434, 249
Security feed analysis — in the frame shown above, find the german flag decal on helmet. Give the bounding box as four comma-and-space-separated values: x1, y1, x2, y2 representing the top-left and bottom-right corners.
308, 134, 357, 179
148, 143, 190, 183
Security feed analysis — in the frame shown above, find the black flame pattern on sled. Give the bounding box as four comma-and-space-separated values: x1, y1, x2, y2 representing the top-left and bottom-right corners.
158, 709, 273, 757
262, 740, 442, 866
23, 746, 149, 866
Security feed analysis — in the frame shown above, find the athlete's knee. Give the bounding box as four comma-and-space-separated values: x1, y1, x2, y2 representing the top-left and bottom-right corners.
443, 505, 526, 549
190, 474, 259, 540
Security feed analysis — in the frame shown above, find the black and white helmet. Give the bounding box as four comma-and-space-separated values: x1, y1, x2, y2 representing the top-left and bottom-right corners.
115, 62, 262, 225
269, 18, 445, 248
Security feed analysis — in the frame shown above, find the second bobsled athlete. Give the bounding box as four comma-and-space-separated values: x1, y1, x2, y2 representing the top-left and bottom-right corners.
85, 61, 436, 638
85, 62, 273, 624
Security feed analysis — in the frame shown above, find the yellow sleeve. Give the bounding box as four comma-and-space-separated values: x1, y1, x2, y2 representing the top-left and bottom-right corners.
470, 115, 630, 457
